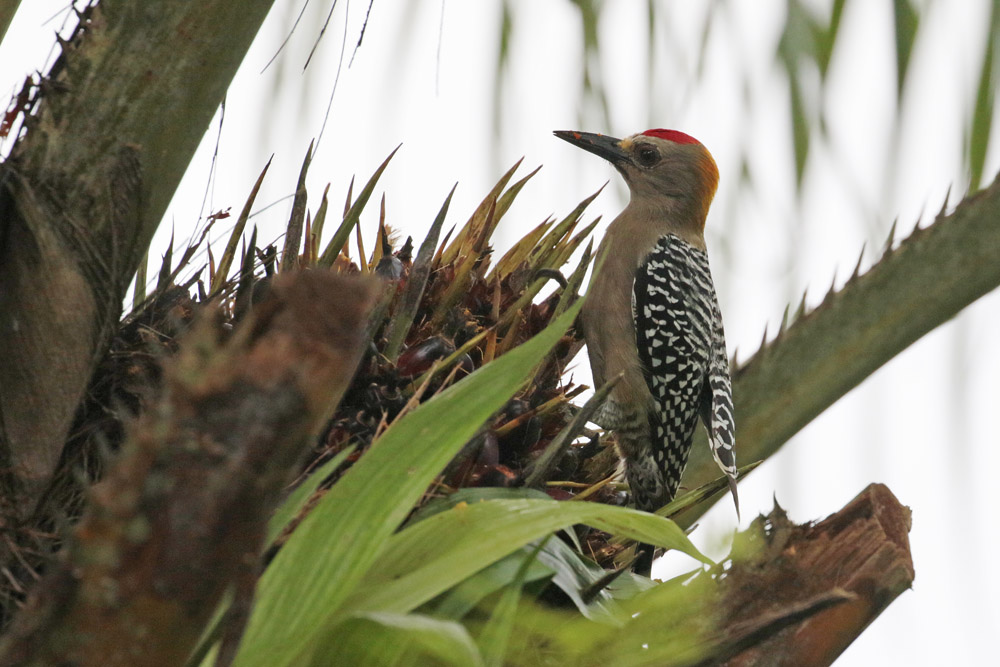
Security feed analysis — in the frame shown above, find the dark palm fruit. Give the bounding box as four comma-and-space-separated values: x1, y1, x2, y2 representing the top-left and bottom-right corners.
455, 353, 475, 377
480, 464, 517, 488
504, 398, 530, 420
476, 431, 499, 467
554, 445, 580, 478
395, 336, 455, 377
443, 431, 497, 487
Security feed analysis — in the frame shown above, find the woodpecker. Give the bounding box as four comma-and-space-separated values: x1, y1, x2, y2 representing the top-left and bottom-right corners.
555, 129, 738, 560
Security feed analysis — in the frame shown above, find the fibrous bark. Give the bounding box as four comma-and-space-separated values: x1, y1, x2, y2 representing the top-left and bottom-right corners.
0, 271, 376, 667
0, 0, 277, 529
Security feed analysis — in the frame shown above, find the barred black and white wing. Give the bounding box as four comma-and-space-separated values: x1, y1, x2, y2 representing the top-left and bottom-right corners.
631, 233, 737, 511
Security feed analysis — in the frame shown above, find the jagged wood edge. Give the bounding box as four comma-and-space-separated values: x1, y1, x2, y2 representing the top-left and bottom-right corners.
680, 177, 1000, 526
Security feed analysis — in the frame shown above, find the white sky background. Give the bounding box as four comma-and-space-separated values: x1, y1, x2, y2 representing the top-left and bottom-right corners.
2, 1, 999, 664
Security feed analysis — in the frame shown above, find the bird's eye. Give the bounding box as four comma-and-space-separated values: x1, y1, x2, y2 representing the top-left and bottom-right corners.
637, 146, 660, 167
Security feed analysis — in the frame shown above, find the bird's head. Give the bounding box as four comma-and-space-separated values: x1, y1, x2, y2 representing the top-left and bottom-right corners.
554, 128, 719, 228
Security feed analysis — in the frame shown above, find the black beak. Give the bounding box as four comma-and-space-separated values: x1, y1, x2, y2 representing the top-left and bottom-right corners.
554, 130, 629, 167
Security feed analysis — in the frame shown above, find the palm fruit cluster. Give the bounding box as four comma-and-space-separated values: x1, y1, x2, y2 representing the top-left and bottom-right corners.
50, 150, 639, 576
293, 158, 615, 505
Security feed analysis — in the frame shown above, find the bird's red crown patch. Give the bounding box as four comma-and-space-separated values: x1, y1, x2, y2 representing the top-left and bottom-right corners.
642, 129, 700, 145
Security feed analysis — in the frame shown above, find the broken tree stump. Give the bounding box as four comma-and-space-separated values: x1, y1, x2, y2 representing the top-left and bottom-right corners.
717, 483, 914, 666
